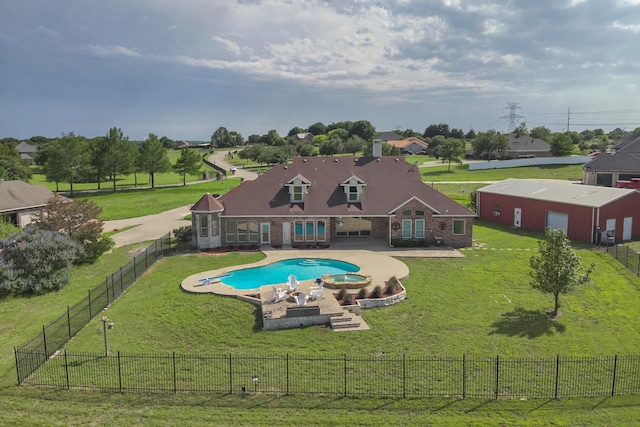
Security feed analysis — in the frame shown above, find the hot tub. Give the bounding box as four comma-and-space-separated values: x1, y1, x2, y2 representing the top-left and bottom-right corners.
321, 273, 372, 289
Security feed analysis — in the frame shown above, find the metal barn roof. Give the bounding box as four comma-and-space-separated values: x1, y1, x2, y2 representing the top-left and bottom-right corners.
478, 178, 636, 208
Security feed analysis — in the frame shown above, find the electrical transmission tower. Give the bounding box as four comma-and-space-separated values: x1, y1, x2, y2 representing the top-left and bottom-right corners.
499, 103, 526, 132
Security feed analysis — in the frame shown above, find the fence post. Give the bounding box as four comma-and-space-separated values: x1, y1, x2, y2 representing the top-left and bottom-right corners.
67, 306, 71, 338
555, 355, 560, 399
173, 352, 177, 394
462, 354, 467, 399
228, 353, 233, 394
106, 280, 110, 304
88, 290, 92, 319
14, 347, 20, 385
118, 351, 122, 393
42, 325, 48, 356
402, 353, 406, 398
64, 350, 70, 390
344, 354, 347, 397
286, 353, 289, 395
494, 355, 499, 399
611, 355, 618, 397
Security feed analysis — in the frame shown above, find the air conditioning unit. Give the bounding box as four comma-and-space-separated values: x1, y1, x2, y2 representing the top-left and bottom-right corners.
493, 211, 501, 216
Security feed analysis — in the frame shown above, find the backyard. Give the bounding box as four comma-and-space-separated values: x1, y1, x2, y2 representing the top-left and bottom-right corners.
6, 161, 640, 424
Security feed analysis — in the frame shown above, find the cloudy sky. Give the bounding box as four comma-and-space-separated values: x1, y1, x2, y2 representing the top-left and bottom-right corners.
2, 0, 640, 141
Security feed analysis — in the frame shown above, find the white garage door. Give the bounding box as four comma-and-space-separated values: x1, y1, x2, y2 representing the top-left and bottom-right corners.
546, 211, 568, 233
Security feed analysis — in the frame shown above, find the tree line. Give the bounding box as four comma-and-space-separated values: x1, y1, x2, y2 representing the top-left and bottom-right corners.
0, 129, 202, 194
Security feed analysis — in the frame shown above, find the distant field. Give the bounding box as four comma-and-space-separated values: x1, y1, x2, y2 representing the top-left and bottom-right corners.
420, 163, 584, 182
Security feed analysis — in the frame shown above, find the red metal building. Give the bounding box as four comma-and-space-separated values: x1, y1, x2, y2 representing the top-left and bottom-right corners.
477, 179, 640, 243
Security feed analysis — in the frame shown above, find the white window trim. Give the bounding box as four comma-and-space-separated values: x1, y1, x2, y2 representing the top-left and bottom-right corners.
402, 219, 412, 239
415, 219, 425, 239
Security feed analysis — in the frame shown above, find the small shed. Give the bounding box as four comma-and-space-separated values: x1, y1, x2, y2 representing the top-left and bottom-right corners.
477, 179, 640, 243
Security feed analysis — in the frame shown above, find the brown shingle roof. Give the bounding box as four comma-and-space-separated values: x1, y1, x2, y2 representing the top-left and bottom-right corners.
191, 193, 224, 212
217, 156, 474, 217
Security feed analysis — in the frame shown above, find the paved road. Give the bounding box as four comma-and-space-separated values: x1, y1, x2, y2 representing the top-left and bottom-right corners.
103, 150, 258, 248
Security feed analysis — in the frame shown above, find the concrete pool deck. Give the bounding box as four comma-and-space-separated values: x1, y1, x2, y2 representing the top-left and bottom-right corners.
180, 240, 463, 297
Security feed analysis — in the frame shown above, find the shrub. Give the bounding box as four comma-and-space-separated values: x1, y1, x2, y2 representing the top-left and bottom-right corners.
371, 285, 383, 298
386, 276, 399, 294
0, 228, 82, 295
357, 288, 367, 299
337, 288, 347, 300
343, 294, 353, 305
173, 226, 192, 242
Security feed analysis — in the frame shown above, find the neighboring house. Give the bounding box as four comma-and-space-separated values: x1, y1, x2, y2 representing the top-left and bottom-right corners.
294, 133, 314, 144
477, 178, 640, 243
583, 137, 640, 187
191, 153, 475, 250
0, 180, 63, 227
505, 134, 551, 159
386, 137, 429, 154
377, 131, 403, 141
15, 141, 38, 164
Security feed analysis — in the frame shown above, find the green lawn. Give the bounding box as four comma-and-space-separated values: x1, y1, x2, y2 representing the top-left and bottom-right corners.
4, 223, 640, 424
420, 163, 584, 182
77, 179, 242, 220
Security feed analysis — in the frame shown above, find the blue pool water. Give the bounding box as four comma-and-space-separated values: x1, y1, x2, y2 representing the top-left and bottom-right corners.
221, 258, 360, 290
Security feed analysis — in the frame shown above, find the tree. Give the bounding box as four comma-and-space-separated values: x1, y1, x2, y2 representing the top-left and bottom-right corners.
173, 148, 202, 185
530, 126, 552, 142
348, 120, 376, 141
308, 122, 327, 136
42, 133, 90, 196
472, 130, 509, 160
424, 123, 450, 138
465, 129, 477, 140
0, 215, 20, 240
550, 134, 574, 157
319, 139, 343, 156
0, 228, 82, 295
287, 127, 305, 137
529, 228, 594, 317
0, 144, 31, 181
343, 136, 365, 155
436, 138, 466, 171
138, 133, 171, 188
514, 122, 528, 137
34, 194, 113, 264
103, 128, 135, 191
211, 127, 229, 148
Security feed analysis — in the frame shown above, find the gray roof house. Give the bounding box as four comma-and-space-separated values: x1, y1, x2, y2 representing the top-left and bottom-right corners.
15, 141, 38, 164
0, 180, 65, 227
505, 134, 551, 159
583, 137, 640, 186
190, 155, 475, 250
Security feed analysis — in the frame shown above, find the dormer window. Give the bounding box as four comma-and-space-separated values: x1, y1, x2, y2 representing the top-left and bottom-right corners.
341, 175, 366, 203
285, 174, 311, 204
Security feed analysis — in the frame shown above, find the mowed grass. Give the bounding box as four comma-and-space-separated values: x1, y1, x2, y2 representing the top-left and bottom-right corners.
63, 221, 640, 358
76, 178, 242, 220
420, 163, 584, 182
5, 224, 640, 424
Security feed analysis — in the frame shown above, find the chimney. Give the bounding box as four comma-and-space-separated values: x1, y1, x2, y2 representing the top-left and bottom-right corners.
372, 139, 382, 157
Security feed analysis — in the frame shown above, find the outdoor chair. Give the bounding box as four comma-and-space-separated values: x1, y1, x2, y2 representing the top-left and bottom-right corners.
309, 279, 324, 299
287, 274, 300, 293
272, 286, 287, 303
295, 292, 309, 307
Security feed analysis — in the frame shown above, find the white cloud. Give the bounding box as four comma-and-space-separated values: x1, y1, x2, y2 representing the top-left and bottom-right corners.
612, 20, 640, 32
86, 44, 141, 58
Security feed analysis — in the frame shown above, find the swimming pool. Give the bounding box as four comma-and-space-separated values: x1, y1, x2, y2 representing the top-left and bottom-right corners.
221, 258, 360, 290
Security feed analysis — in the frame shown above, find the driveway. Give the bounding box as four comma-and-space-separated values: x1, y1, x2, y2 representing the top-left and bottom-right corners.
103, 149, 258, 247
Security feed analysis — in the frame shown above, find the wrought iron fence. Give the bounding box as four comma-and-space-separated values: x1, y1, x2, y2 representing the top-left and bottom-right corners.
606, 243, 640, 277
14, 234, 171, 381
14, 350, 640, 399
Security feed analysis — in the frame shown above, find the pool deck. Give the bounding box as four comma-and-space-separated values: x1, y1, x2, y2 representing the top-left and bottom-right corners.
180, 240, 462, 297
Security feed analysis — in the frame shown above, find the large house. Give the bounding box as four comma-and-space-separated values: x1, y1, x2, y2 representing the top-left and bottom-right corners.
505, 134, 551, 159
583, 137, 640, 187
386, 137, 429, 154
0, 180, 62, 227
477, 178, 640, 243
191, 153, 475, 250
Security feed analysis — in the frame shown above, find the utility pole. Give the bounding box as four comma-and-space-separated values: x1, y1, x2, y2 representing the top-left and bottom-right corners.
499, 103, 526, 132
567, 108, 571, 132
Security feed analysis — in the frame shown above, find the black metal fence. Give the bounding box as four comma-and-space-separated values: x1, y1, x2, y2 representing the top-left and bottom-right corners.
14, 351, 640, 399
14, 234, 171, 382
606, 243, 640, 277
